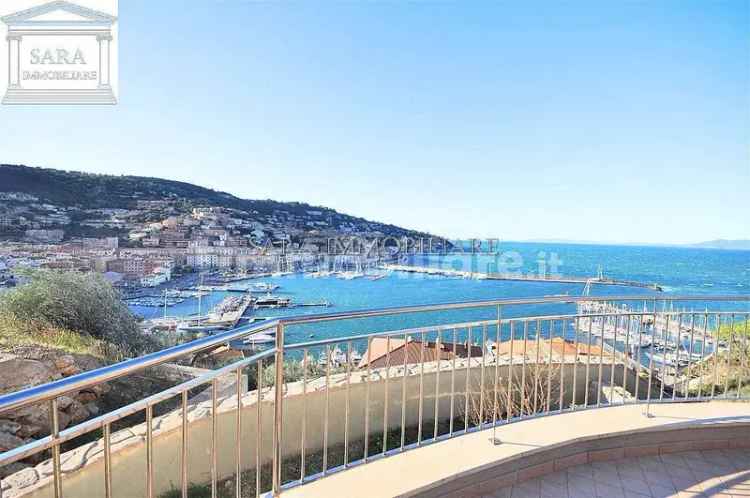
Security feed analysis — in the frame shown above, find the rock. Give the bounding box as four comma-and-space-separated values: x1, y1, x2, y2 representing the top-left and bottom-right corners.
84, 402, 100, 416
75, 391, 98, 403
12, 403, 51, 434
57, 410, 71, 431
16, 424, 42, 438
0, 430, 25, 452
57, 395, 74, 410
54, 355, 80, 376
0, 419, 21, 435
82, 382, 111, 396
0, 359, 58, 394
0, 462, 30, 480
64, 400, 90, 425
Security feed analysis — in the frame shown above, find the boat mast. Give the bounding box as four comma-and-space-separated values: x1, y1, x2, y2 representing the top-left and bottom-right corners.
198, 273, 203, 316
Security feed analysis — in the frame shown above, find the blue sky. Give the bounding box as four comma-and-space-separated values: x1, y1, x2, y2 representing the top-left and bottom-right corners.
1, 0, 748, 244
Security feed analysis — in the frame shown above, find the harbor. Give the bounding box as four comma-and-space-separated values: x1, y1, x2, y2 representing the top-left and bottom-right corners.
575, 299, 724, 390
127, 250, 744, 357
136, 276, 334, 338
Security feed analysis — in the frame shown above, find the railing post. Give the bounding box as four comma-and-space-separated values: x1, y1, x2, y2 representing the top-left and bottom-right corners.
492, 304, 502, 445
272, 322, 285, 496
644, 299, 657, 418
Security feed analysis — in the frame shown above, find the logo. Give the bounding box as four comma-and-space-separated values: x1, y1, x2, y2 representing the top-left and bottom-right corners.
1, 0, 118, 105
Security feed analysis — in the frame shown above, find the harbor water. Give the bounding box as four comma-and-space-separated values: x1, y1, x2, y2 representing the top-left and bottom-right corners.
128, 243, 750, 347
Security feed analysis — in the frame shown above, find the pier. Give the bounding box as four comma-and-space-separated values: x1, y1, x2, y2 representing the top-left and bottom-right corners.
382, 264, 663, 291
202, 294, 254, 328
577, 300, 716, 343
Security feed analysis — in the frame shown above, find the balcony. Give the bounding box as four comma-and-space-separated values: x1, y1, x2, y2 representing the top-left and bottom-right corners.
1, 295, 749, 497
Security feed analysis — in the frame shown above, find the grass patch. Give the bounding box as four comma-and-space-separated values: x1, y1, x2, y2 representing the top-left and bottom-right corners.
0, 312, 108, 358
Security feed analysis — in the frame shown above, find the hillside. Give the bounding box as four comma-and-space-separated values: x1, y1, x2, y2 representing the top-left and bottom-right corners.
0, 164, 442, 246
689, 240, 750, 251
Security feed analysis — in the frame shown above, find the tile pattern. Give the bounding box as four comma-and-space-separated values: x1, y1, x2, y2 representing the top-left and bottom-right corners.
482, 449, 750, 498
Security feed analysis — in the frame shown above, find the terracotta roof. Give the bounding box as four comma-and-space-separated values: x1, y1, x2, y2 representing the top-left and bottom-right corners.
491, 337, 610, 360
358, 336, 611, 369
358, 337, 484, 369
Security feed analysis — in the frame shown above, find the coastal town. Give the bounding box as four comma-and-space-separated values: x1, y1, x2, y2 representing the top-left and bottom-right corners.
0, 164, 453, 298
1, 1, 747, 496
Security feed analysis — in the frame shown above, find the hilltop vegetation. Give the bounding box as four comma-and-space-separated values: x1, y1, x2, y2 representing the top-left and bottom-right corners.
0, 270, 153, 358
0, 164, 439, 244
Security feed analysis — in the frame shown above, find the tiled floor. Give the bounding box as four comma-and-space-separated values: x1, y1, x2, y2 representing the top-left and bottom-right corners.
485, 449, 750, 498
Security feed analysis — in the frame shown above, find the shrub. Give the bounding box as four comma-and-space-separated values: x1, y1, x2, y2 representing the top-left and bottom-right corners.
0, 270, 154, 357
717, 318, 750, 341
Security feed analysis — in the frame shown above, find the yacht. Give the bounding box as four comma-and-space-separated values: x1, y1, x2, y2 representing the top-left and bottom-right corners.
176, 322, 227, 333
339, 271, 364, 280
254, 293, 291, 308
251, 282, 280, 292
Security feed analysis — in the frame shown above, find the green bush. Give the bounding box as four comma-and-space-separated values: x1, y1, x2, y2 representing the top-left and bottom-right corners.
0, 270, 155, 356
717, 318, 750, 341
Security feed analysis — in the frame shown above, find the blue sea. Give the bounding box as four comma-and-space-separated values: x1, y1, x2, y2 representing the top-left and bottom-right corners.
129, 243, 750, 345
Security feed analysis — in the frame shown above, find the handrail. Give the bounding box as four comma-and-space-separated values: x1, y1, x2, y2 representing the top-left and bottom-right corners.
285, 310, 750, 351
0, 294, 748, 498
277, 294, 750, 325
0, 348, 277, 466
0, 319, 278, 414
1, 294, 747, 415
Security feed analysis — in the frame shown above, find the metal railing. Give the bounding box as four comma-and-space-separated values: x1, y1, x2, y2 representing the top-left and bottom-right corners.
0, 295, 748, 498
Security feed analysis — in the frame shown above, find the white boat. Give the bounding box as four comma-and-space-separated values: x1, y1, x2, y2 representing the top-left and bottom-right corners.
254, 293, 291, 308
177, 322, 227, 333
271, 271, 294, 277
229, 334, 276, 350
631, 335, 652, 348
244, 334, 276, 344
648, 351, 688, 368
338, 271, 365, 280
251, 282, 279, 292
349, 348, 362, 364
319, 346, 348, 368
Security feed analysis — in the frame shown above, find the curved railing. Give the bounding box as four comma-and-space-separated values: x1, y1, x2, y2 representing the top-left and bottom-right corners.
0, 295, 748, 497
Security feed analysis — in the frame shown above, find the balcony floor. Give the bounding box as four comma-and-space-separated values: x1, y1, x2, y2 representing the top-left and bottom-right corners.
283, 401, 750, 498
494, 448, 750, 498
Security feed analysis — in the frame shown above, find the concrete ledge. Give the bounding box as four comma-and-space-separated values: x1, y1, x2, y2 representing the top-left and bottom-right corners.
282, 401, 750, 498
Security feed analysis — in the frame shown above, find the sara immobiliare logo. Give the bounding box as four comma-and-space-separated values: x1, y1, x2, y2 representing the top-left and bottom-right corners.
1, 0, 118, 105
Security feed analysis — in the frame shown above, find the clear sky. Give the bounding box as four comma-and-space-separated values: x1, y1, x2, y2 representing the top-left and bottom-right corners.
1, 0, 748, 244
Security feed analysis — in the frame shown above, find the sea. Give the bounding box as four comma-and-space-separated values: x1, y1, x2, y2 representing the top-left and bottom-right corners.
128, 242, 750, 347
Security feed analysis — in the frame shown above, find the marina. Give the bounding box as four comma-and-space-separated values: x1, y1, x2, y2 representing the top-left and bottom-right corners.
137, 277, 334, 337
575, 299, 724, 383
129, 244, 748, 353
